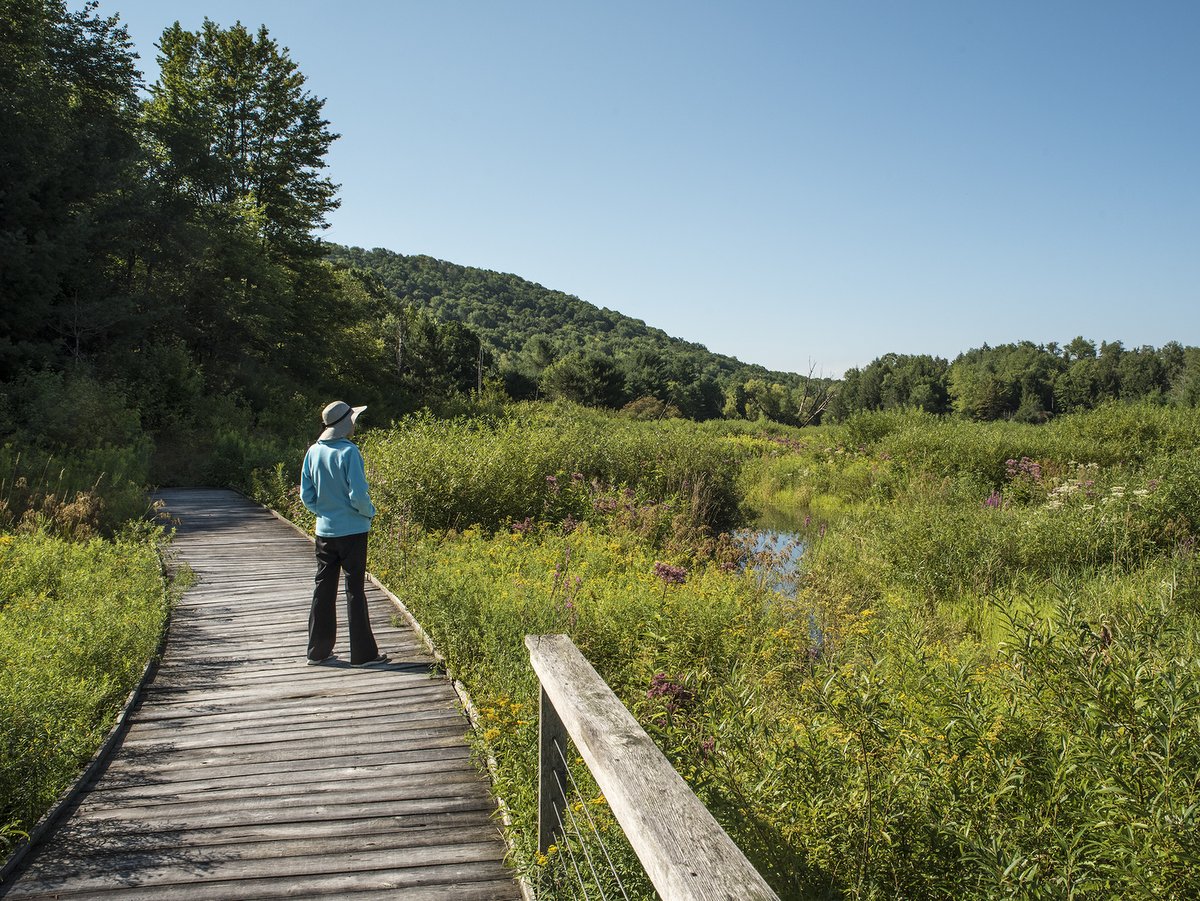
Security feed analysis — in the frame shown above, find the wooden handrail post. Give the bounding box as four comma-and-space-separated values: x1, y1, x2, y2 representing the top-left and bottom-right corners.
537, 685, 569, 853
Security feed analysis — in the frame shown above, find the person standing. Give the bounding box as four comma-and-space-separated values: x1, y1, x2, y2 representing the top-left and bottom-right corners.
300, 400, 388, 666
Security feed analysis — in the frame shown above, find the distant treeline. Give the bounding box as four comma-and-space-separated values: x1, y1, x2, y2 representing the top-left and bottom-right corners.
332, 242, 1200, 425
831, 339, 1200, 423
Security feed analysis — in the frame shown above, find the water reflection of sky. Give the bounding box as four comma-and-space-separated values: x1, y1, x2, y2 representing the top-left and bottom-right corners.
736, 526, 824, 649
735, 528, 805, 597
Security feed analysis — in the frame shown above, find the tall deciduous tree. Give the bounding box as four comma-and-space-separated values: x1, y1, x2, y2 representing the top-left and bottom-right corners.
139, 19, 342, 389
142, 19, 339, 257
0, 0, 142, 376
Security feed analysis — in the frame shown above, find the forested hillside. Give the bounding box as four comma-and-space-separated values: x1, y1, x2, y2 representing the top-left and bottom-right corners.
325, 245, 827, 421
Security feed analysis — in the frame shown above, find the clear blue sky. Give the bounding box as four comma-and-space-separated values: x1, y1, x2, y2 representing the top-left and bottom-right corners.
96, 0, 1198, 376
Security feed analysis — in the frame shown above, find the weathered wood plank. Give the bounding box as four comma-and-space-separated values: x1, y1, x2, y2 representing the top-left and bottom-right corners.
21, 824, 504, 879
94, 743, 473, 789
0, 489, 516, 899
6, 860, 518, 900
84, 755, 477, 806
527, 632, 778, 901
39, 810, 499, 855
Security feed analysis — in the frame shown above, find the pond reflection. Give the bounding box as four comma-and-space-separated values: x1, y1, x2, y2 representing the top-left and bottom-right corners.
735, 509, 824, 649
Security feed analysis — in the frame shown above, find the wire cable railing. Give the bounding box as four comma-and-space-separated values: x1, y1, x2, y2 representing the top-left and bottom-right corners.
536, 732, 637, 900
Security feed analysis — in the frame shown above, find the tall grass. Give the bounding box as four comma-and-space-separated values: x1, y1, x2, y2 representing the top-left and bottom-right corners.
0, 527, 170, 858
0, 444, 152, 537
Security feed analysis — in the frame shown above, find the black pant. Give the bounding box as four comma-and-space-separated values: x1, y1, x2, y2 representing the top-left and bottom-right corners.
309, 532, 379, 664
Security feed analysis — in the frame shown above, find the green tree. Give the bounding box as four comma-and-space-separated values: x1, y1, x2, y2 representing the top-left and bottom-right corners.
1172, 347, 1200, 407
1054, 358, 1100, 413
0, 0, 143, 376
949, 343, 1061, 421
1063, 336, 1097, 362
142, 19, 338, 257
139, 18, 342, 392
539, 351, 625, 407
1117, 346, 1167, 402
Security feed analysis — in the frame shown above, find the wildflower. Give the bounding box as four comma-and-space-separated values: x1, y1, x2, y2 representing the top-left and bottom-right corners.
1006, 457, 1043, 481
511, 517, 533, 534
647, 672, 693, 712
653, 561, 688, 585
561, 514, 579, 535
700, 737, 716, 757
983, 491, 1002, 509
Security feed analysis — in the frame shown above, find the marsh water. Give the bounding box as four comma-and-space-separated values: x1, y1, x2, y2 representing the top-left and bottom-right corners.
739, 507, 824, 647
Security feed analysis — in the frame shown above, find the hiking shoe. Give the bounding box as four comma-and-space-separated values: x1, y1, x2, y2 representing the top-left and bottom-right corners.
355, 653, 389, 667
307, 654, 336, 666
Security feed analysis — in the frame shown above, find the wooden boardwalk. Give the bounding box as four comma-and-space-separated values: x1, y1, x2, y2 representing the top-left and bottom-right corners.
1, 488, 519, 900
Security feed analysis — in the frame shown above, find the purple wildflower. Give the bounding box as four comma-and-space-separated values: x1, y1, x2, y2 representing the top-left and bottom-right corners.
983, 491, 1002, 509
653, 561, 688, 585
647, 673, 693, 712
1006, 457, 1043, 481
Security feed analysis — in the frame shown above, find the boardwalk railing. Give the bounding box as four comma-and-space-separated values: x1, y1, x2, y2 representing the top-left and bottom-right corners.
525, 634, 779, 901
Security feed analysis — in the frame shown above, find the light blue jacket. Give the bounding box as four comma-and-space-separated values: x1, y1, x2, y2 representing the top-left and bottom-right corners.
300, 439, 376, 537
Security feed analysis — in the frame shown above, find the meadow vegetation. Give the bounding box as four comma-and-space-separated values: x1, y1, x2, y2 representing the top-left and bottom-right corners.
0, 520, 170, 858
256, 401, 1200, 899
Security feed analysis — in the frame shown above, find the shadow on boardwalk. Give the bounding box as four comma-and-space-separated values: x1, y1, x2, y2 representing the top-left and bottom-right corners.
1, 488, 519, 901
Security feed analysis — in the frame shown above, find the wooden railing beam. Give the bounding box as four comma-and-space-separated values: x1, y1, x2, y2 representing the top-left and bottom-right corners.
525, 633, 778, 901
